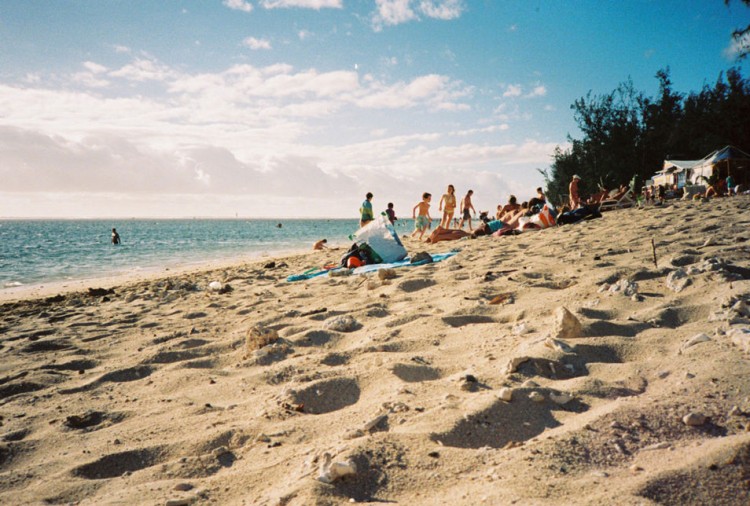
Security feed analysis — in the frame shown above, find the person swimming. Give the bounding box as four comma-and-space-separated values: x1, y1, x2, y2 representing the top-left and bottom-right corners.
111, 228, 121, 245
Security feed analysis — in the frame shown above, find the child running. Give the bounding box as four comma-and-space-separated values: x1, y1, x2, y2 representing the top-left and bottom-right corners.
411, 192, 433, 240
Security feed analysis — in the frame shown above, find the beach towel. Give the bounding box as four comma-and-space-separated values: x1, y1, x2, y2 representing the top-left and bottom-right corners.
286, 251, 458, 282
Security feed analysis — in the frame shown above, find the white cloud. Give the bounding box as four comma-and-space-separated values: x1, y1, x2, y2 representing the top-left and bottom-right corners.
526, 85, 547, 98
242, 36, 272, 50
724, 31, 750, 59
109, 57, 176, 82
372, 0, 465, 30
503, 84, 522, 97
260, 0, 343, 8
113, 45, 131, 54
418, 0, 465, 20
373, 0, 417, 30
223, 0, 254, 13
298, 29, 312, 40
0, 58, 560, 218
83, 61, 108, 74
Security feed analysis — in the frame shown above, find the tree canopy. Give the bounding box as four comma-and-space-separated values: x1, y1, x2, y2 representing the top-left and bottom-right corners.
540, 67, 750, 204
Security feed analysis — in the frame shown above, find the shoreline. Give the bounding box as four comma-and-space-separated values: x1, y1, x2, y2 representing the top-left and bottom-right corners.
0, 245, 328, 304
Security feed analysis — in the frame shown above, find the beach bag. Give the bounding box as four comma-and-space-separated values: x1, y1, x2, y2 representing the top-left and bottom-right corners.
529, 204, 556, 229
350, 214, 407, 264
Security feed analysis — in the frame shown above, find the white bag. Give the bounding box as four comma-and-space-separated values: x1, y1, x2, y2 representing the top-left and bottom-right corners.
351, 214, 407, 263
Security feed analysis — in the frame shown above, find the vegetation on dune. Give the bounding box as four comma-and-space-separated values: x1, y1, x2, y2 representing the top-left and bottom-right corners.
540, 67, 750, 205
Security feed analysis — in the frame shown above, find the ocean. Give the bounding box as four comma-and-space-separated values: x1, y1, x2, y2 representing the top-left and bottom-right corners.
0, 218, 415, 289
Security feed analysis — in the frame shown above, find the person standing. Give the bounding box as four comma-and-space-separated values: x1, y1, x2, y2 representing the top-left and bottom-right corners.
727, 174, 735, 196
569, 175, 581, 209
458, 189, 476, 231
111, 228, 121, 245
385, 202, 398, 224
411, 192, 433, 240
438, 184, 457, 228
359, 192, 374, 227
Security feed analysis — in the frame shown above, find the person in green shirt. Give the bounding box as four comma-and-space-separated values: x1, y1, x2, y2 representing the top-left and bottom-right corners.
360, 192, 374, 227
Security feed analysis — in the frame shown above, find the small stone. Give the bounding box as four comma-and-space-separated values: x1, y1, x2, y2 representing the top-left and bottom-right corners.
363, 413, 388, 431
666, 269, 691, 293
343, 429, 365, 440
685, 372, 695, 379
521, 379, 539, 388
378, 268, 397, 280
212, 446, 230, 458
682, 412, 707, 426
529, 391, 545, 403
165, 499, 193, 506
498, 387, 513, 402
208, 281, 223, 292
629, 465, 644, 473
681, 333, 711, 351
544, 337, 574, 353
317, 453, 357, 483
505, 356, 529, 374
549, 392, 573, 405
246, 325, 279, 353
323, 315, 359, 332
174, 483, 194, 492
552, 306, 583, 340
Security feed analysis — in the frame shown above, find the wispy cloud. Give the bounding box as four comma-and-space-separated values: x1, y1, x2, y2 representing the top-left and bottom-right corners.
503, 84, 522, 97
223, 0, 254, 13
260, 0, 343, 9
242, 36, 272, 50
372, 0, 465, 30
724, 31, 750, 59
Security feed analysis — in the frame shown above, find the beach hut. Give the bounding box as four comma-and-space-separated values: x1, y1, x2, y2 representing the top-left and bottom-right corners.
688, 145, 750, 187
657, 159, 702, 188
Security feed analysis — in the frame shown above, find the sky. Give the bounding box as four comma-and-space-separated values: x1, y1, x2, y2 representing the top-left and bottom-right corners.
1, 0, 748, 219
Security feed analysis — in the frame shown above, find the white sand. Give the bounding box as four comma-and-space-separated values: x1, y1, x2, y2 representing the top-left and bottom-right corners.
1, 197, 750, 505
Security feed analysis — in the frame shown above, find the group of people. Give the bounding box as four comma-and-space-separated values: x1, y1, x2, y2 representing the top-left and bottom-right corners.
358, 187, 482, 241
357, 184, 553, 243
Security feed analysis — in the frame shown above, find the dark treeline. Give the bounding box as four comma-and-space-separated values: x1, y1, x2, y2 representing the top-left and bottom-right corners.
540, 67, 750, 204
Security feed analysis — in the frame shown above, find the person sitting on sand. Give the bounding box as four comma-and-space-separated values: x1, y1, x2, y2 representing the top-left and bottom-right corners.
496, 195, 520, 221
438, 184, 457, 229
411, 192, 433, 240
313, 239, 328, 250
111, 228, 121, 245
458, 190, 476, 231
425, 225, 472, 243
536, 187, 546, 202
586, 186, 609, 205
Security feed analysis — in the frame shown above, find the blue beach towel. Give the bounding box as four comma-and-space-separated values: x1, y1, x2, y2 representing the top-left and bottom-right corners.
286, 251, 458, 282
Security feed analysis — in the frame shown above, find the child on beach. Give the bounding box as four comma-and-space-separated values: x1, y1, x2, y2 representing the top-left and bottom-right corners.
385, 202, 398, 224
411, 192, 433, 240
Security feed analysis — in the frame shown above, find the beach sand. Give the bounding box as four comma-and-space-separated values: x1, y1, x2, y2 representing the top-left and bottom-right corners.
1, 197, 750, 505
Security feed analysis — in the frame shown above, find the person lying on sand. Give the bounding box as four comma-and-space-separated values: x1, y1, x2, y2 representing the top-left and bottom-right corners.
425, 226, 471, 243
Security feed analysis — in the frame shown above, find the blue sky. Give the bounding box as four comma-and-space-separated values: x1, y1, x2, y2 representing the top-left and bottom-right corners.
1, 0, 748, 218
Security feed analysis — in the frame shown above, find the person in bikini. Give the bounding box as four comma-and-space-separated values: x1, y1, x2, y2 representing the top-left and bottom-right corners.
438, 184, 457, 229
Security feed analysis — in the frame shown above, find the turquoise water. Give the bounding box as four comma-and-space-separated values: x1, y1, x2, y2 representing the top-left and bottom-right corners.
0, 219, 412, 289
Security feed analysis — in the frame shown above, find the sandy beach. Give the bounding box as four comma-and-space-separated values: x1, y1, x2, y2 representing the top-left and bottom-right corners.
2, 197, 750, 505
